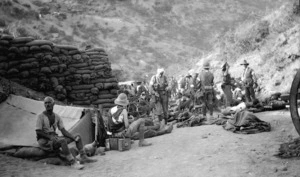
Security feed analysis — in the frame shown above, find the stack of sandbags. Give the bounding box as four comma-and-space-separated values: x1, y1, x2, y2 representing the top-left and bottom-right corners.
0, 34, 15, 76
0, 36, 118, 108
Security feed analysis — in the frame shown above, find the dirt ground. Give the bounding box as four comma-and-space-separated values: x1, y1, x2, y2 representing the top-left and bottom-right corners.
1, 109, 300, 177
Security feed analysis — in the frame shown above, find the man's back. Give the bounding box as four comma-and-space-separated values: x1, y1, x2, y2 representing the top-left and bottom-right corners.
199, 70, 214, 87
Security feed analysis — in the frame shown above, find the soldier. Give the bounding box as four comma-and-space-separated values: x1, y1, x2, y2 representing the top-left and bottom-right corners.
240, 60, 257, 103
198, 61, 215, 121
149, 68, 169, 124
221, 62, 233, 107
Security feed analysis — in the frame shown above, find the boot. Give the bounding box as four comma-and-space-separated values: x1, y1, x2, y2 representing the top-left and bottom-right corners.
70, 160, 85, 170
164, 124, 173, 134
138, 124, 152, 147
76, 150, 97, 164
138, 140, 152, 147
66, 154, 85, 170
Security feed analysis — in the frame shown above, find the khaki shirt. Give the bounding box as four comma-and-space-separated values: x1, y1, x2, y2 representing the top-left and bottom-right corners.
36, 112, 64, 134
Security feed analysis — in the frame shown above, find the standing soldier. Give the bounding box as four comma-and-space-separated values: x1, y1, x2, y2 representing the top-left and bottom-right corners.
169, 76, 178, 98
149, 68, 169, 124
240, 60, 257, 103
221, 62, 233, 107
199, 61, 215, 121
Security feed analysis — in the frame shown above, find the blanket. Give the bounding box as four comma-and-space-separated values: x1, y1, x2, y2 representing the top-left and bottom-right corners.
223, 110, 271, 134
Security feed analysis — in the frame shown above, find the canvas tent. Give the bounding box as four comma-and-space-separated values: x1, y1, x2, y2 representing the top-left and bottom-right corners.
0, 95, 93, 149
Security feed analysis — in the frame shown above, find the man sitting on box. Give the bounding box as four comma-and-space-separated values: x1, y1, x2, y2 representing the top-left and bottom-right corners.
108, 93, 152, 147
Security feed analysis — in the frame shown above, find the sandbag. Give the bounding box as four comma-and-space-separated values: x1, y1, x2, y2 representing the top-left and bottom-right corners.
50, 77, 59, 87
0, 40, 9, 46
110, 89, 118, 94
54, 44, 77, 50
85, 48, 105, 53
40, 45, 52, 51
93, 99, 114, 104
75, 70, 92, 74
98, 94, 116, 99
50, 57, 60, 63
99, 90, 110, 94
41, 67, 52, 74
69, 63, 88, 68
72, 84, 95, 90
90, 95, 98, 101
50, 65, 59, 72
94, 64, 109, 70
101, 103, 115, 108
11, 37, 35, 44
91, 87, 99, 95
20, 58, 37, 64
26, 40, 53, 46
13, 147, 48, 158
7, 68, 19, 74
19, 46, 29, 53
95, 83, 104, 89
103, 82, 117, 89
19, 63, 33, 70
73, 100, 91, 105
73, 54, 81, 60
91, 77, 117, 84
68, 50, 80, 55
8, 46, 20, 53
53, 47, 60, 54
0, 35, 14, 40
30, 46, 40, 51
69, 89, 91, 94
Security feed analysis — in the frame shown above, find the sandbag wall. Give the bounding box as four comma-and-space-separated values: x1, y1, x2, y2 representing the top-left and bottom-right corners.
0, 35, 118, 108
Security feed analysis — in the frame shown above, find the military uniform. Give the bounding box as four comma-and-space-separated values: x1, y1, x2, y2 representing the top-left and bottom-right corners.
241, 60, 257, 103
199, 62, 214, 118
149, 69, 169, 123
221, 62, 233, 107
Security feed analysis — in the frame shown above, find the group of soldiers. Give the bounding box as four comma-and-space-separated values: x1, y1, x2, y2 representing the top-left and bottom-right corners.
119, 59, 258, 124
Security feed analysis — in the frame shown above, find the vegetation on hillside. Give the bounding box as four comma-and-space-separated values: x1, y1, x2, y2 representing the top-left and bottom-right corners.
196, 0, 300, 98
0, 0, 286, 82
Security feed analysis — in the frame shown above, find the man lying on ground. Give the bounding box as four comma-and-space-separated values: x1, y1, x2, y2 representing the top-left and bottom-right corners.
36, 96, 96, 170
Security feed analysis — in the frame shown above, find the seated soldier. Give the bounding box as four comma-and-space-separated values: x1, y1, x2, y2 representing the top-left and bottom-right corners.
175, 92, 192, 111
137, 92, 151, 116
36, 97, 96, 170
108, 93, 152, 147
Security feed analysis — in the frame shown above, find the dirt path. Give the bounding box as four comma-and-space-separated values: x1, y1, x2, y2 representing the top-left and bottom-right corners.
1, 110, 300, 177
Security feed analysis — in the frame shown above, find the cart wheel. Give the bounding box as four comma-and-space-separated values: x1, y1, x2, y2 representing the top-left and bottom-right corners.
290, 70, 300, 135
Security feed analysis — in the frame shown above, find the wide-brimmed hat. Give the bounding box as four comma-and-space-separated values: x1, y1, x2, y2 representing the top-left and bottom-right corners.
203, 61, 210, 69
240, 60, 249, 65
114, 93, 129, 106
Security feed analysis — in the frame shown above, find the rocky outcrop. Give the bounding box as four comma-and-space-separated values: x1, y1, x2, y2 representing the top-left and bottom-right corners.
0, 35, 118, 108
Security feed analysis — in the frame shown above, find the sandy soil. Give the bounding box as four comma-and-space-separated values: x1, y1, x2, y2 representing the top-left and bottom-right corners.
1, 109, 300, 177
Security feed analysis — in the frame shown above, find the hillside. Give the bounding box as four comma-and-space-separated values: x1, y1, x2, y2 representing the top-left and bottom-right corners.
0, 0, 286, 81
195, 1, 300, 98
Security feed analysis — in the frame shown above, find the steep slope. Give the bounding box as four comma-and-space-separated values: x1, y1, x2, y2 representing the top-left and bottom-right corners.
196, 1, 300, 98
0, 0, 286, 81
